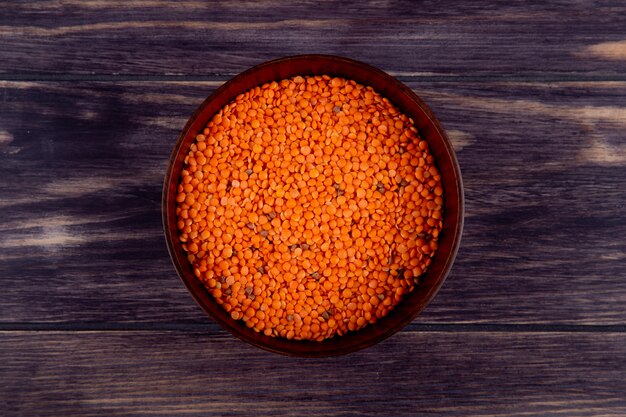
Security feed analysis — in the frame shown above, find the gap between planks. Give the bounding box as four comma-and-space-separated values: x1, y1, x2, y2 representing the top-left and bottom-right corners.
3, 74, 626, 83
1, 322, 625, 332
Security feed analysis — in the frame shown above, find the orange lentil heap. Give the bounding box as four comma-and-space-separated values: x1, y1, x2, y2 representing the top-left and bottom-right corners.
176, 75, 443, 341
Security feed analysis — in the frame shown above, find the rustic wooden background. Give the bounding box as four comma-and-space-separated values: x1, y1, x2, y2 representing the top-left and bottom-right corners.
1, 1, 625, 415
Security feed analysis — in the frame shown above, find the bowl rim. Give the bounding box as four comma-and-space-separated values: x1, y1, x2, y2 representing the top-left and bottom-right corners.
162, 54, 464, 357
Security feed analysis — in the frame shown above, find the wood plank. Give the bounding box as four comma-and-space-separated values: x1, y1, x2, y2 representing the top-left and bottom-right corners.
0, 81, 625, 324
1, 1, 626, 77
1, 330, 625, 416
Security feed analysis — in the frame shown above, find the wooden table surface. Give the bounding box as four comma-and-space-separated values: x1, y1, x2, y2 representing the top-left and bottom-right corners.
1, 1, 625, 415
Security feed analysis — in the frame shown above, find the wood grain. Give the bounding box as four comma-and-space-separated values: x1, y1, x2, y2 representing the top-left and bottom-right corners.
1, 1, 626, 77
2, 330, 625, 416
0, 80, 624, 325
1, 2, 626, 414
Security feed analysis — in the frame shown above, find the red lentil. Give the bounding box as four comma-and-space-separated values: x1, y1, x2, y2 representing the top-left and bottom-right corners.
176, 75, 443, 341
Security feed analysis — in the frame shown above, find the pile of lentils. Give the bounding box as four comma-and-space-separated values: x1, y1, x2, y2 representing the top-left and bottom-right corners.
176, 75, 443, 341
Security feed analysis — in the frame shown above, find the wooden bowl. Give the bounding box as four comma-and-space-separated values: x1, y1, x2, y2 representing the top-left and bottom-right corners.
163, 55, 464, 357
